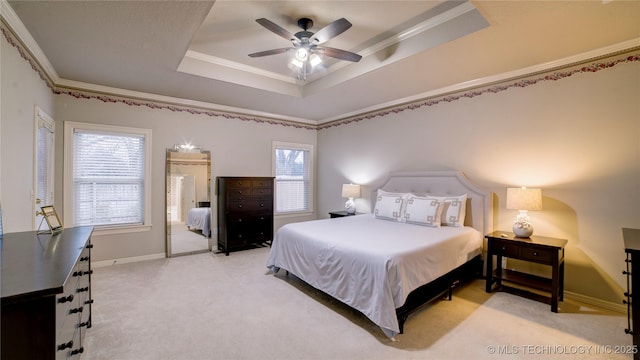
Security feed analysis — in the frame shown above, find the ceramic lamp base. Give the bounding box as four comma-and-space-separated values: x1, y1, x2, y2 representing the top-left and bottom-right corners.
513, 224, 533, 238
345, 198, 356, 214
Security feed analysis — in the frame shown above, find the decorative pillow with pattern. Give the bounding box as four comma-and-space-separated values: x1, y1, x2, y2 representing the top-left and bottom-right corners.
436, 194, 467, 227
403, 195, 443, 227
374, 190, 406, 221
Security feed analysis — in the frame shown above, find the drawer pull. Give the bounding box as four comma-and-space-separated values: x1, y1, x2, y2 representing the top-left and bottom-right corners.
73, 271, 82, 277
238, 204, 242, 208
80, 256, 90, 262
77, 287, 89, 293
501, 246, 506, 252
58, 294, 74, 303
624, 270, 631, 275
532, 251, 539, 256
79, 321, 90, 328
260, 203, 264, 207
85, 299, 94, 305
57, 340, 73, 351
84, 270, 93, 275
70, 347, 84, 356
69, 306, 84, 314
86, 244, 94, 249
238, 218, 242, 222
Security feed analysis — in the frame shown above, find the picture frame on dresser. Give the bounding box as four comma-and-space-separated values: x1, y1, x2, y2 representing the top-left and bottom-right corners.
39, 205, 63, 234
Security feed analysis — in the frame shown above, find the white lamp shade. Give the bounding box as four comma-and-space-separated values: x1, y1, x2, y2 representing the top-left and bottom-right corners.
506, 187, 542, 211
341, 184, 361, 199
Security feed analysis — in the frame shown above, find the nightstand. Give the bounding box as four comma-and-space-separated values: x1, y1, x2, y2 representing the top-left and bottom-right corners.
485, 231, 567, 312
329, 211, 358, 218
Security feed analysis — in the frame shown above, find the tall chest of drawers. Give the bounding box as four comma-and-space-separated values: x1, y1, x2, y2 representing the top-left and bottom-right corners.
1, 226, 94, 360
217, 177, 274, 255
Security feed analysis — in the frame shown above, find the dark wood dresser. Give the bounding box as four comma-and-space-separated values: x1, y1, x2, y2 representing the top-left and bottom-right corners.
623, 227, 640, 360
217, 176, 274, 255
1, 226, 94, 360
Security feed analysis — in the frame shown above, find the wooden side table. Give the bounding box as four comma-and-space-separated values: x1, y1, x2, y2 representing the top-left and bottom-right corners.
329, 210, 357, 218
485, 231, 567, 312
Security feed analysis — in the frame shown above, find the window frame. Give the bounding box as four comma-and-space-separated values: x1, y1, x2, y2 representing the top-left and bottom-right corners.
272, 141, 314, 217
63, 121, 152, 235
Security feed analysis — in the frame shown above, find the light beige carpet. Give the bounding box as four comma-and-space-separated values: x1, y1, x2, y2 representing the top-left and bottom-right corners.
82, 247, 632, 360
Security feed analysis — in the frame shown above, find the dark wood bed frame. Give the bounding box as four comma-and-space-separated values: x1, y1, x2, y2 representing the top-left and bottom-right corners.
395, 254, 483, 333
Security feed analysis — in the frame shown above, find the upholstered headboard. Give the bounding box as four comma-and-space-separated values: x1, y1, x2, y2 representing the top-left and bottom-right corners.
370, 171, 493, 236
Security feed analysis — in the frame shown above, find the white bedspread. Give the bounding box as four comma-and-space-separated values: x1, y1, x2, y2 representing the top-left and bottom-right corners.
186, 207, 211, 238
266, 214, 482, 337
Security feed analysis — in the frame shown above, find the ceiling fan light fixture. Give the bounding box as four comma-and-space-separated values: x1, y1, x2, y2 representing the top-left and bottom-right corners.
295, 47, 308, 61
291, 58, 304, 69
309, 54, 322, 67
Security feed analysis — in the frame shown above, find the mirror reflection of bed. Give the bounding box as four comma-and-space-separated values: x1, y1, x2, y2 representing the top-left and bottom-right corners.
166, 147, 212, 257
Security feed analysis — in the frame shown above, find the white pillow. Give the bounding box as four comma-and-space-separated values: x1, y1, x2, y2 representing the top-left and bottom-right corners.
374, 190, 406, 221
403, 195, 442, 227
436, 194, 467, 227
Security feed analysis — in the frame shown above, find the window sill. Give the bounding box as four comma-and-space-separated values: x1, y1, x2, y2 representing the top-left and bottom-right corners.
91, 224, 152, 236
275, 211, 315, 219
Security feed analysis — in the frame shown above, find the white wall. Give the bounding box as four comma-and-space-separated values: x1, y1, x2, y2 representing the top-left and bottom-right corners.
54, 97, 317, 261
1, 37, 55, 232
317, 61, 640, 303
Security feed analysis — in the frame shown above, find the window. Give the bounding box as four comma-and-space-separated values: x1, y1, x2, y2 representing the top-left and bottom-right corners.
273, 142, 314, 215
64, 122, 152, 232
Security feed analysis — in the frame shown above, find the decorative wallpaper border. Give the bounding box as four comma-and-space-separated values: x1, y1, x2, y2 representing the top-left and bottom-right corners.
3, 20, 639, 132
317, 51, 640, 129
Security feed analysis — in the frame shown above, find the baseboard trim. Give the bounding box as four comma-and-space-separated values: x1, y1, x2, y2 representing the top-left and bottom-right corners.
93, 253, 166, 268
565, 291, 626, 314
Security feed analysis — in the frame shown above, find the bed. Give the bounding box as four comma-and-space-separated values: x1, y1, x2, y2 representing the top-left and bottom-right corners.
186, 207, 211, 238
266, 171, 493, 339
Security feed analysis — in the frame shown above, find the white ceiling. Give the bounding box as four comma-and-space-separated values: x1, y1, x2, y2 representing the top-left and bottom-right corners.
4, 0, 640, 123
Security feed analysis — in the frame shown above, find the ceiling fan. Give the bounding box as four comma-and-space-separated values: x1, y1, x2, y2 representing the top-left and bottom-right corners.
248, 17, 362, 80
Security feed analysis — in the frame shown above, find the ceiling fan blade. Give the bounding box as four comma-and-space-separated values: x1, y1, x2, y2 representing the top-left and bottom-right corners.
248, 48, 292, 58
319, 46, 362, 62
255, 18, 296, 42
312, 18, 352, 44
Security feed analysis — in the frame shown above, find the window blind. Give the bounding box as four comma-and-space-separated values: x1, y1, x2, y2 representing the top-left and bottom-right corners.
274, 146, 310, 213
73, 129, 145, 226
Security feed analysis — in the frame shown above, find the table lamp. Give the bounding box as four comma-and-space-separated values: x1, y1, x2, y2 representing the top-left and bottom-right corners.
506, 187, 542, 237
342, 184, 361, 214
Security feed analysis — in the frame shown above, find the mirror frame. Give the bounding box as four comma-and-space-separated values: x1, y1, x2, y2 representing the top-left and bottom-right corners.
165, 147, 212, 257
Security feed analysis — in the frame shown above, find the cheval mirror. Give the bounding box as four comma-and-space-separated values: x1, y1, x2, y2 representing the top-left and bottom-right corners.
165, 146, 212, 257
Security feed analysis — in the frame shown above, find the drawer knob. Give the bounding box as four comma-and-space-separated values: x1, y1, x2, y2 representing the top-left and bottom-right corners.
85, 299, 94, 305
238, 218, 242, 222
80, 256, 90, 262
58, 294, 74, 303
69, 306, 84, 314
86, 244, 94, 249
238, 204, 242, 208
83, 270, 93, 275
70, 347, 84, 356
533, 252, 539, 256
260, 203, 264, 207
77, 287, 89, 293
501, 246, 506, 252
79, 321, 90, 328
57, 340, 73, 351
73, 271, 82, 277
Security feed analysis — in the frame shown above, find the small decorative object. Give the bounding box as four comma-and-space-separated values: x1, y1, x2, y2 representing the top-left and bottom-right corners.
342, 184, 361, 214
506, 187, 542, 238
38, 205, 63, 234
